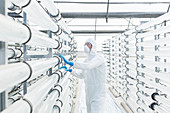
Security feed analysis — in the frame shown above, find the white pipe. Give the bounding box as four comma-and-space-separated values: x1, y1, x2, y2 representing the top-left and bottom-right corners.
138, 59, 170, 70
154, 95, 170, 105
26, 50, 49, 55
27, 28, 59, 48
37, 88, 60, 113
0, 63, 30, 92
154, 105, 170, 113
28, 58, 59, 80
0, 14, 59, 48
137, 37, 170, 46
0, 58, 59, 92
138, 67, 170, 85
2, 74, 58, 113
59, 32, 71, 42
137, 75, 170, 95
43, 91, 60, 113
58, 20, 72, 35
136, 12, 170, 30
62, 44, 71, 50
0, 14, 30, 43
137, 92, 152, 106
137, 84, 155, 96
8, 0, 30, 7
137, 101, 153, 113
136, 25, 170, 39
137, 50, 170, 57
40, 0, 72, 35
9, 0, 59, 32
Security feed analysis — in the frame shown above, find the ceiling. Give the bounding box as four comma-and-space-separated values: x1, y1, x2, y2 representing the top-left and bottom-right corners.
54, 0, 169, 35
53, 0, 170, 51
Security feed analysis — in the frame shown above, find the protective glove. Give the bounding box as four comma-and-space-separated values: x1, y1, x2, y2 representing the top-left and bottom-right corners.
66, 68, 72, 72
59, 66, 72, 72
59, 66, 67, 70
59, 55, 74, 66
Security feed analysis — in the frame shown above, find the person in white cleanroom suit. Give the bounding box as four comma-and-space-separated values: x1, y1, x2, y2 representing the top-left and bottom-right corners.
59, 38, 106, 113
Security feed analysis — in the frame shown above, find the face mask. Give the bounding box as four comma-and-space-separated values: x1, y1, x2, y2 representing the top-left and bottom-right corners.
84, 45, 90, 53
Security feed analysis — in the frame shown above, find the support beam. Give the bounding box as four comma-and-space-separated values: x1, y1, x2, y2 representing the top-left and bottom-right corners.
54, 1, 170, 4
72, 30, 125, 34
61, 12, 165, 18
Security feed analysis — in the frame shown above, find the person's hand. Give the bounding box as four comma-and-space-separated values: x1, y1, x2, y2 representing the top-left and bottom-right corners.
59, 55, 74, 66
59, 66, 72, 72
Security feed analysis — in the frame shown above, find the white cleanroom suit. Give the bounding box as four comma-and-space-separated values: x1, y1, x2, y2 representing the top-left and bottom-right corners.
71, 38, 106, 113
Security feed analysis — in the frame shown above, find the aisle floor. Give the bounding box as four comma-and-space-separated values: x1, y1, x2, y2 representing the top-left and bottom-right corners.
75, 80, 126, 113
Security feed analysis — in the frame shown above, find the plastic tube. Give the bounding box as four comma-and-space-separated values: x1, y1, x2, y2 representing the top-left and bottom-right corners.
0, 58, 59, 92
0, 14, 59, 48
136, 25, 170, 39
0, 14, 30, 43
28, 28, 59, 48
0, 63, 30, 92
136, 12, 170, 30
39, 0, 72, 34
26, 50, 49, 55
2, 74, 59, 113
9, 0, 60, 32
8, 0, 30, 8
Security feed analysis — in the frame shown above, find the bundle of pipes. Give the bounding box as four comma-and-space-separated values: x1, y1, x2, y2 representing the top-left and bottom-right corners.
0, 57, 60, 93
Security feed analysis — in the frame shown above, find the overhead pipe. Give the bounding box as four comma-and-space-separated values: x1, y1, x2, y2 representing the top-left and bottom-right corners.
0, 14, 59, 48
2, 74, 59, 113
9, 0, 60, 32
0, 57, 60, 92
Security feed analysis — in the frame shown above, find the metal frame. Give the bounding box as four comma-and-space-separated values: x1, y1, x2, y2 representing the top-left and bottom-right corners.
72, 30, 125, 34
54, 1, 170, 4
61, 12, 165, 18
0, 0, 7, 111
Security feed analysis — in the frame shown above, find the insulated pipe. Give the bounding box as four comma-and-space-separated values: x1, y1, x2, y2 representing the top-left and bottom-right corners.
27, 28, 59, 48
39, 0, 72, 34
59, 31, 71, 42
0, 14, 30, 43
2, 74, 59, 113
0, 14, 59, 48
28, 58, 59, 80
137, 75, 170, 95
0, 58, 59, 92
26, 50, 48, 55
136, 12, 170, 30
62, 44, 71, 50
154, 95, 170, 105
37, 88, 60, 113
9, 0, 60, 32
0, 62, 30, 93
136, 25, 170, 39
8, 0, 30, 8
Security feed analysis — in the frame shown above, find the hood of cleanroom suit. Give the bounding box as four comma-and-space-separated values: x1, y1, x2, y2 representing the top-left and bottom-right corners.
72, 38, 106, 113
